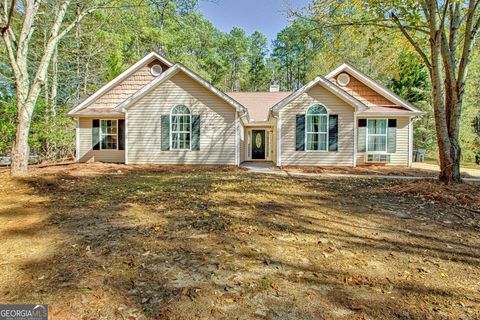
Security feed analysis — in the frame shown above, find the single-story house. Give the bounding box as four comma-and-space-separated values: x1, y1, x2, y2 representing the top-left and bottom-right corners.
68, 51, 424, 167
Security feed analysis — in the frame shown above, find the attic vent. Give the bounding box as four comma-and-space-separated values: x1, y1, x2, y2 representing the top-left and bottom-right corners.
150, 64, 163, 77
366, 154, 391, 163
269, 84, 280, 92
337, 73, 350, 86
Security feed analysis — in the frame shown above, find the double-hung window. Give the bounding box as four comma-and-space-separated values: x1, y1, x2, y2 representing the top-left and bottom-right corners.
367, 119, 387, 152
100, 120, 118, 150
171, 105, 191, 150
306, 104, 328, 151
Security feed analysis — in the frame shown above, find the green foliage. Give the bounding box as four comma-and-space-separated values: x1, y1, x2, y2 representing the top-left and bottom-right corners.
0, 99, 75, 160
272, 20, 323, 90
460, 44, 480, 162
247, 31, 270, 91
388, 53, 437, 151
29, 103, 76, 161
0, 99, 16, 154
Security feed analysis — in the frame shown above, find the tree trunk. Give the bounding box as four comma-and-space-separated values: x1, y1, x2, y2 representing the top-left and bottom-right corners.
51, 46, 58, 115
10, 101, 33, 176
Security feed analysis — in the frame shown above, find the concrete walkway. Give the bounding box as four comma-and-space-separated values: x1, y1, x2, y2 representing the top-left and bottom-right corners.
240, 162, 480, 183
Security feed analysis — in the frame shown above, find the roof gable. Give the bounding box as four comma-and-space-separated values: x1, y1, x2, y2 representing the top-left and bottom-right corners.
226, 92, 292, 122
272, 76, 368, 112
326, 63, 420, 112
68, 51, 173, 116
116, 64, 246, 113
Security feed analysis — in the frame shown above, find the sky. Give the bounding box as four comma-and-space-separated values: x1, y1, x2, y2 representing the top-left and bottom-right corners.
198, 0, 310, 46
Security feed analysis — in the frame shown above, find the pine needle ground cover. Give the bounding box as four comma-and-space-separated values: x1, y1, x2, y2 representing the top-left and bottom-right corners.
0, 164, 479, 319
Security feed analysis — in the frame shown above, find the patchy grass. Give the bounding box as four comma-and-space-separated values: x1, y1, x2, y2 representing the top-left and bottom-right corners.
0, 163, 479, 319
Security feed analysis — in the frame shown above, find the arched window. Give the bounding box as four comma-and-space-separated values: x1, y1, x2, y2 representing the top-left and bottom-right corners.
306, 104, 328, 151
171, 105, 191, 150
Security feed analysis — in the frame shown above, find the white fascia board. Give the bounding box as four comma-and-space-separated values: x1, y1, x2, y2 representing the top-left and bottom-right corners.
117, 63, 247, 113
357, 111, 426, 116
68, 51, 173, 116
326, 63, 421, 113
68, 113, 124, 117
271, 76, 367, 113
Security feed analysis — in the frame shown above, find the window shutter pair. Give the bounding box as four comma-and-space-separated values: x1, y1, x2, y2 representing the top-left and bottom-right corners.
92, 119, 125, 150
357, 119, 397, 153
161, 115, 200, 151
295, 114, 338, 152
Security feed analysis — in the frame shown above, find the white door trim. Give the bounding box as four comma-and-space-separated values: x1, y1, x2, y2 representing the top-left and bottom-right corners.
246, 128, 273, 161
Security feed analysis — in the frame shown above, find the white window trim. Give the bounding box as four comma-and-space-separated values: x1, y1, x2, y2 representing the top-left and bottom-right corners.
100, 119, 119, 151
170, 105, 192, 151
366, 118, 388, 153
305, 104, 329, 153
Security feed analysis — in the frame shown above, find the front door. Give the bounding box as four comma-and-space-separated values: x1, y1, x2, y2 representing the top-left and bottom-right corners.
251, 130, 266, 160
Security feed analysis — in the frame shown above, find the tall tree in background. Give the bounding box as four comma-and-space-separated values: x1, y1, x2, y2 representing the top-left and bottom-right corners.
247, 31, 269, 91
223, 27, 249, 91
272, 20, 321, 90
300, 0, 480, 183
1, 0, 107, 176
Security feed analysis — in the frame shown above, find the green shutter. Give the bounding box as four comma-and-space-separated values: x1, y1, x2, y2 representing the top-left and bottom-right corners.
161, 115, 170, 151
358, 119, 366, 152
192, 115, 200, 151
328, 115, 338, 152
118, 119, 125, 151
387, 119, 397, 153
296, 114, 305, 151
92, 119, 100, 150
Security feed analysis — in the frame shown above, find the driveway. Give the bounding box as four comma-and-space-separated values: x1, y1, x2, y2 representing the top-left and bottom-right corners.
412, 162, 480, 178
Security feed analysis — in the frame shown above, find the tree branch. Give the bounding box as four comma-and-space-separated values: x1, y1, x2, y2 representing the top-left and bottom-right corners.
391, 12, 432, 70
0, 0, 15, 35
296, 14, 430, 34
457, 0, 480, 86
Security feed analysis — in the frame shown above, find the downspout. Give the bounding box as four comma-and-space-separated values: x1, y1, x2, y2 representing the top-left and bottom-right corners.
408, 116, 414, 167
272, 111, 281, 167
235, 112, 239, 166
125, 111, 129, 165
76, 118, 80, 162
353, 111, 357, 167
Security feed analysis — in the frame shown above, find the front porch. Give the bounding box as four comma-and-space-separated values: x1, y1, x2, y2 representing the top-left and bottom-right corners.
242, 125, 276, 163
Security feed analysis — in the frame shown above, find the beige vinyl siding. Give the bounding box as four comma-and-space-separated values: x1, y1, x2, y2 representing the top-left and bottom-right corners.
127, 72, 236, 165
357, 116, 410, 166
78, 117, 125, 163
279, 85, 355, 166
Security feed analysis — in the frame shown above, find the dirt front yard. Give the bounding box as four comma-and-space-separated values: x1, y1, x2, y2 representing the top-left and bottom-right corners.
0, 163, 479, 319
